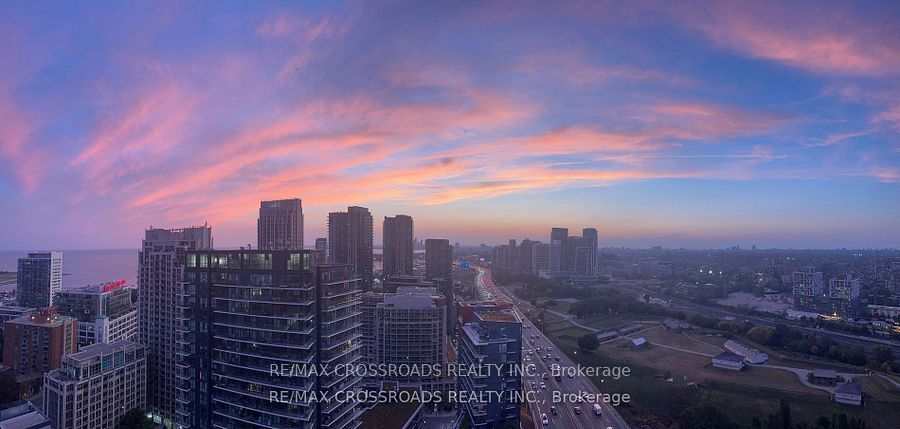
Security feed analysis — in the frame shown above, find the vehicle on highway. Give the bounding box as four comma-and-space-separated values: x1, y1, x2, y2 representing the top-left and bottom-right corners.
540, 381, 546, 389
541, 414, 549, 426
550, 406, 558, 415
555, 355, 560, 361
542, 373, 548, 380
531, 381, 537, 389
573, 406, 581, 415
593, 403, 603, 416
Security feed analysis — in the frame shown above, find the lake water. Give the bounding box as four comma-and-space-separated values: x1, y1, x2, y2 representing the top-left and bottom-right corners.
0, 249, 139, 292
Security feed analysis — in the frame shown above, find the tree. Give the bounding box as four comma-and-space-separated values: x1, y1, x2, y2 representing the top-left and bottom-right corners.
747, 326, 774, 345
679, 402, 738, 429
868, 344, 894, 370
118, 409, 154, 429
578, 334, 599, 351
779, 398, 792, 429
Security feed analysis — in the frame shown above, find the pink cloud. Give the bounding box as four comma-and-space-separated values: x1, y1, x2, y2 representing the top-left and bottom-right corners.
672, 2, 900, 75
0, 93, 49, 192
638, 102, 789, 139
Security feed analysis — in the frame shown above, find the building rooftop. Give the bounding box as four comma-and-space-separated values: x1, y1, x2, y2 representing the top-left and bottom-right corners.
835, 382, 862, 396
6, 313, 72, 328
382, 294, 438, 309
394, 286, 438, 295
477, 310, 519, 323
0, 412, 49, 429
713, 351, 745, 363
359, 389, 421, 429
0, 401, 49, 429
812, 369, 837, 379
66, 340, 138, 361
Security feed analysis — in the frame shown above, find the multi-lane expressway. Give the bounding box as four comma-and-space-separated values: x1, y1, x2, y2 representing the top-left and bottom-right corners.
473, 266, 629, 429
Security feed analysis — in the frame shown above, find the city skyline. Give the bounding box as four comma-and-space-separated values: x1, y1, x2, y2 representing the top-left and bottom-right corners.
1, 1, 899, 250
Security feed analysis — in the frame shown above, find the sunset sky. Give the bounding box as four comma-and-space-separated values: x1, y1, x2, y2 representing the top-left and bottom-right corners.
1, 0, 898, 250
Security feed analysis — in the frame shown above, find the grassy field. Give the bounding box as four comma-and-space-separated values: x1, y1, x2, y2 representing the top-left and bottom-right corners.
638, 327, 723, 355
546, 324, 592, 340
548, 323, 900, 428
598, 335, 824, 395
682, 330, 728, 348
854, 375, 900, 401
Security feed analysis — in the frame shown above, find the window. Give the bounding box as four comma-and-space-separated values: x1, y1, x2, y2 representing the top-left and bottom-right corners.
288, 253, 303, 271
248, 253, 272, 270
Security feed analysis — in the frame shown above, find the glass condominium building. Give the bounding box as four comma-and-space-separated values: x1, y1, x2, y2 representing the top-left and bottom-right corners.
175, 250, 362, 429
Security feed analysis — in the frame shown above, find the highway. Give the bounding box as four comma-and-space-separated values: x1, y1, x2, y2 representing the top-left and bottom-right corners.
474, 266, 629, 429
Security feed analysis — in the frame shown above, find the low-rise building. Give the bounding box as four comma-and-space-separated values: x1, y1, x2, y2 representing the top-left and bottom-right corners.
457, 307, 522, 428
724, 340, 768, 364
662, 318, 691, 332
833, 382, 862, 406
811, 369, 838, 386
42, 340, 147, 429
55, 281, 137, 348
868, 304, 900, 321
617, 324, 643, 336
0, 306, 32, 353
2, 308, 77, 397
712, 351, 745, 371
0, 400, 51, 429
596, 331, 618, 342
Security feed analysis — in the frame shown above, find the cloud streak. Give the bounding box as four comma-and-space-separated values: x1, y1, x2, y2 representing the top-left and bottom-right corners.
0, 0, 897, 249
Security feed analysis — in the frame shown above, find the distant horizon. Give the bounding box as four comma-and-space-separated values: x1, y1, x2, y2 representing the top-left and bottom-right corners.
2, 245, 898, 253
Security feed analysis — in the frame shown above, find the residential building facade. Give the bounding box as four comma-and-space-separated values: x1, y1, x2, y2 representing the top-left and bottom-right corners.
42, 341, 147, 429
175, 250, 362, 429
55, 280, 137, 347
16, 251, 63, 308
258, 198, 304, 250
424, 239, 452, 281
328, 206, 374, 289
457, 307, 522, 428
138, 225, 212, 427
383, 215, 414, 277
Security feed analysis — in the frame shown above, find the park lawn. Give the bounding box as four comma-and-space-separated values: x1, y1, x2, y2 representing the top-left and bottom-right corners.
638, 326, 723, 355
702, 379, 900, 429
544, 300, 571, 313
546, 325, 592, 340
606, 339, 825, 395
556, 339, 698, 427
682, 330, 728, 348
721, 333, 870, 374
552, 336, 900, 428
579, 313, 656, 332
853, 375, 900, 402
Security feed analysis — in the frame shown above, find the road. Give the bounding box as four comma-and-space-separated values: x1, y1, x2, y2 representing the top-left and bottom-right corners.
474, 266, 629, 429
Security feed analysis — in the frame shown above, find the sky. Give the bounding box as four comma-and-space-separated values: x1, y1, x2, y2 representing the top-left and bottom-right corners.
0, 0, 899, 250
